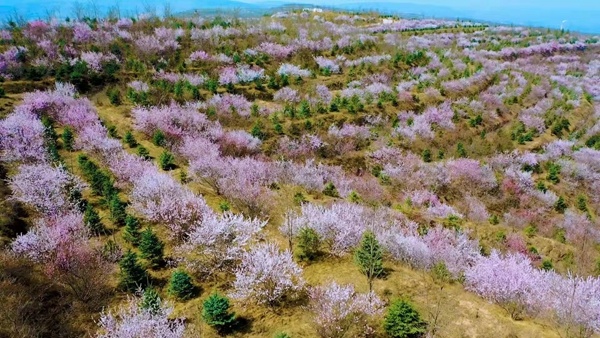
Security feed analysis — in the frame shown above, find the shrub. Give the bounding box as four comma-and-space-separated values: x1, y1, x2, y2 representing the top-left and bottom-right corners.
231, 243, 305, 306
102, 239, 122, 263
297, 227, 321, 262
431, 262, 452, 283
168, 270, 196, 300
585, 134, 600, 149
0, 86, 5, 97
524, 225, 537, 238
309, 282, 384, 338
202, 293, 236, 331
384, 299, 427, 338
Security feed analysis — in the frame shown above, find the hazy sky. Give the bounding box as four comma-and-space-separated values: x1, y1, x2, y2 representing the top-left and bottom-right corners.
2, 0, 599, 33
242, 0, 600, 9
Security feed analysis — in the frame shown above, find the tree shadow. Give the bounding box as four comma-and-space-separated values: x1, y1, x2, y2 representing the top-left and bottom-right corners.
229, 316, 253, 335
380, 266, 394, 280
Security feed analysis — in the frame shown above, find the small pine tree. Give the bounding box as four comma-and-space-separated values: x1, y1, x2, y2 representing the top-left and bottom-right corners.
293, 192, 306, 205
383, 299, 427, 338
140, 287, 162, 315
348, 190, 361, 203
422, 149, 431, 163
251, 103, 260, 117
548, 163, 561, 184
174, 81, 184, 98
298, 100, 311, 118
541, 259, 554, 271
329, 100, 339, 112
168, 270, 196, 300
296, 227, 321, 262
108, 88, 121, 106
139, 228, 164, 267
456, 142, 467, 158
83, 204, 104, 235
322, 182, 339, 197
190, 86, 200, 100
108, 193, 127, 226
62, 127, 74, 151
100, 174, 117, 197
304, 120, 312, 131
124, 131, 137, 148
576, 195, 588, 212
555, 196, 567, 214
536, 181, 547, 193
219, 201, 230, 212
354, 230, 383, 292
179, 170, 188, 183
159, 151, 175, 171
107, 125, 118, 138
152, 130, 166, 147
123, 214, 141, 245
137, 145, 150, 159
273, 121, 284, 135
119, 250, 148, 292
202, 293, 236, 331
431, 262, 452, 283
251, 121, 265, 140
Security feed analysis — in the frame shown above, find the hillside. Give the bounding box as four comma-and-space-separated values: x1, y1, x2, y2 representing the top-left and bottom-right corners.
1, 9, 600, 338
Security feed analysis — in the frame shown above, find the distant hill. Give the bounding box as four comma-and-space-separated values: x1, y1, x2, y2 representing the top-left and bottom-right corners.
330, 2, 463, 19
2, 0, 599, 34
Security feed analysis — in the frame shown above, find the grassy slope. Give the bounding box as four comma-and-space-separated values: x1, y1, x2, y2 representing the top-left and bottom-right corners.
1, 14, 597, 336
79, 90, 562, 337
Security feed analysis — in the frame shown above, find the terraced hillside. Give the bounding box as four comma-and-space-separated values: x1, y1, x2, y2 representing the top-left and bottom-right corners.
1, 9, 600, 338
